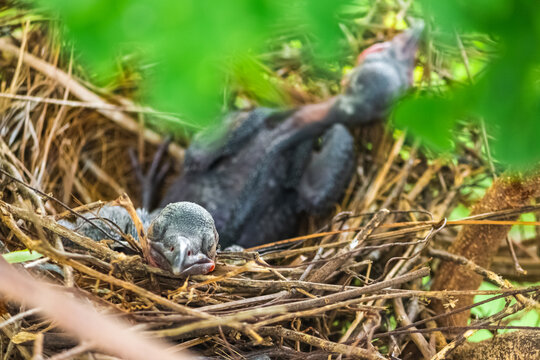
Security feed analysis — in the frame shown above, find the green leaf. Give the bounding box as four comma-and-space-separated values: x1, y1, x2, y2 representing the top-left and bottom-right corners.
508, 213, 537, 240
2, 250, 43, 264
394, 96, 456, 151
468, 281, 540, 342
448, 203, 471, 221
400, 1, 540, 170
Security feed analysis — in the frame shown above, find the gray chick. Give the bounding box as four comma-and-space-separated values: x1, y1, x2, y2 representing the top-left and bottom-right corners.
60, 202, 218, 276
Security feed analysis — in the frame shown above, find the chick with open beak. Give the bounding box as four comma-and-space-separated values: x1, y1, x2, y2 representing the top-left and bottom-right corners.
335, 22, 424, 125
146, 202, 218, 276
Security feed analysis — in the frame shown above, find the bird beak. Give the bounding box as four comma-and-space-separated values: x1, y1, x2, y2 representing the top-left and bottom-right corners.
171, 239, 215, 276
392, 21, 424, 62
177, 256, 215, 276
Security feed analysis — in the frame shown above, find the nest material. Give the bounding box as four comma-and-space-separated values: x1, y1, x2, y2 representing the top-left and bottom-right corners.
0, 4, 539, 360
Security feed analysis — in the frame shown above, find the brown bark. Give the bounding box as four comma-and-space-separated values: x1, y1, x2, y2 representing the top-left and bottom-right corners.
431, 174, 540, 330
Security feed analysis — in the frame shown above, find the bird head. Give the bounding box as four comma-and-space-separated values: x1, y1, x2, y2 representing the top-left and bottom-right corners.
356, 23, 424, 81
146, 202, 218, 276
337, 22, 424, 124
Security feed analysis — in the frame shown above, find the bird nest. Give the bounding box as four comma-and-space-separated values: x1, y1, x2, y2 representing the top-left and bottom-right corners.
1, 5, 539, 360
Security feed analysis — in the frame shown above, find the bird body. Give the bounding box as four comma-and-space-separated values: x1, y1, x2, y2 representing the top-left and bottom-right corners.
160, 107, 354, 247
159, 25, 423, 248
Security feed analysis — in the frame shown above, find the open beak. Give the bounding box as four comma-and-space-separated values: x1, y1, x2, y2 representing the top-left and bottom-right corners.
393, 21, 424, 62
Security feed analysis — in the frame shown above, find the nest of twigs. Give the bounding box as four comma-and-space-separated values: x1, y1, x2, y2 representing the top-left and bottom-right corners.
1, 3, 539, 360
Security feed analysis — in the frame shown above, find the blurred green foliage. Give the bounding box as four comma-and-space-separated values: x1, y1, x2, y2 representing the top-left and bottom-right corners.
32, 0, 539, 168
395, 0, 540, 170
34, 0, 346, 128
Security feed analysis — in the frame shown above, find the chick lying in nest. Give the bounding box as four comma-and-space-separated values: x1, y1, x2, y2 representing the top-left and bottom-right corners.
60, 202, 218, 276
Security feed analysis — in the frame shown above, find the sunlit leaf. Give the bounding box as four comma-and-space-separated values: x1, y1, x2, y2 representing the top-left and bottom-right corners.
469, 281, 540, 342
2, 250, 43, 263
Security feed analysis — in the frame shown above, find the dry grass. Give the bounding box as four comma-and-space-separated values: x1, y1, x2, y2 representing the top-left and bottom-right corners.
0, 3, 539, 360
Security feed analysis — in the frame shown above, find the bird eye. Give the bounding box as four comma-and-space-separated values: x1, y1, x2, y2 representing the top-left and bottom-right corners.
170, 246, 174, 252
187, 250, 192, 256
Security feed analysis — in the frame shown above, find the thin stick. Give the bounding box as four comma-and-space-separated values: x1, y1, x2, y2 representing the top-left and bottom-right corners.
258, 326, 385, 360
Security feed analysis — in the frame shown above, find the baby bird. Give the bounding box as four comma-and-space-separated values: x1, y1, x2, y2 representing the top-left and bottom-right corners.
60, 202, 218, 276
156, 24, 424, 248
